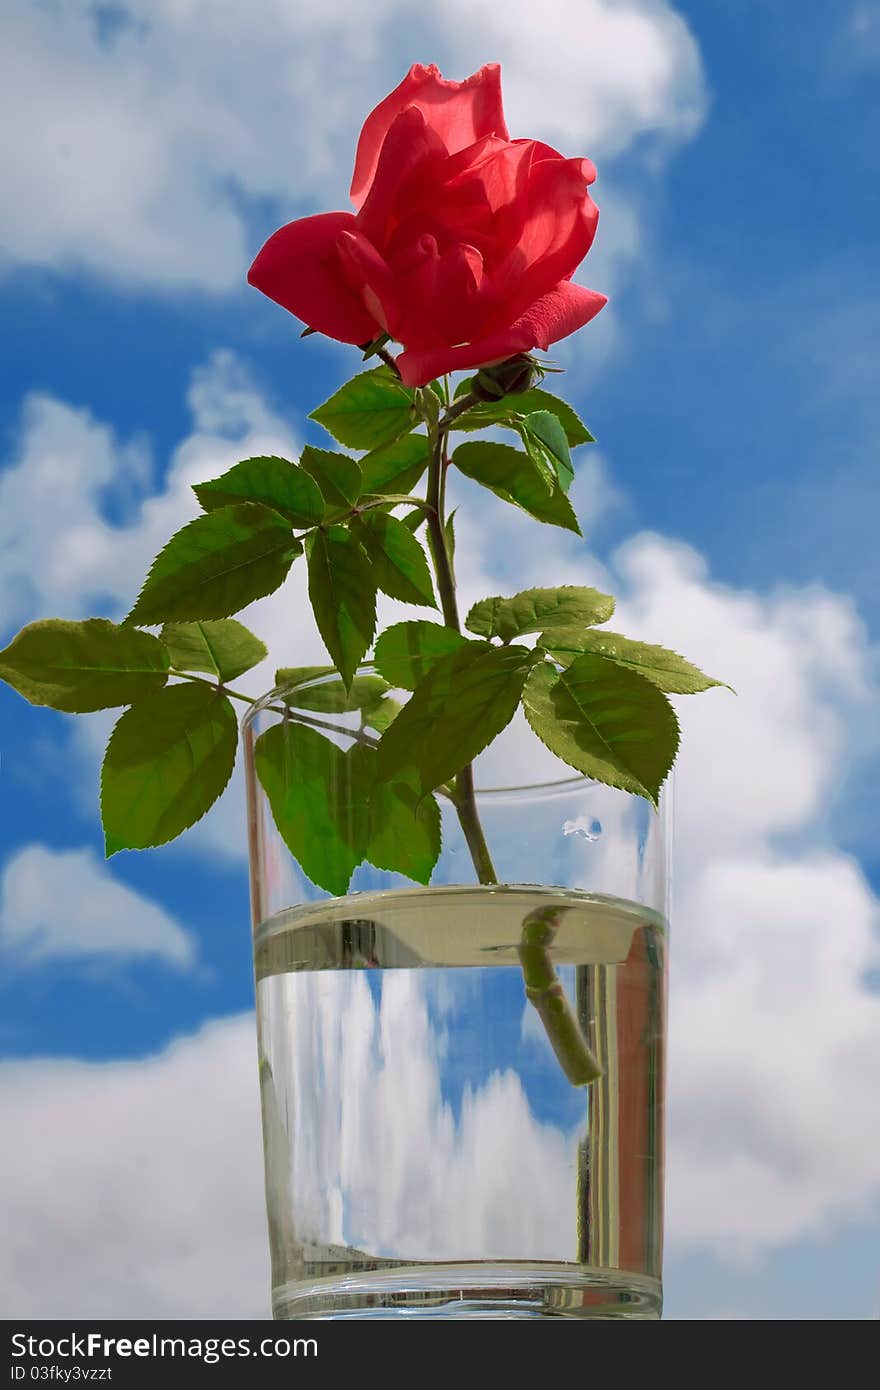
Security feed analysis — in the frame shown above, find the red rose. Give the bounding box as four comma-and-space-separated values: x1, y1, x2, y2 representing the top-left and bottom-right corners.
248, 63, 606, 388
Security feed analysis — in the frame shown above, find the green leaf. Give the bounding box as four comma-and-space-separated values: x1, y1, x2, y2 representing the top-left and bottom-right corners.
352, 512, 437, 608
128, 504, 301, 625
401, 505, 429, 534
101, 682, 238, 854
444, 509, 457, 565
541, 628, 727, 694
306, 527, 377, 688
521, 411, 574, 492
373, 621, 470, 690
299, 445, 362, 513
192, 456, 324, 527
378, 642, 536, 795
274, 664, 334, 687
360, 330, 393, 361
515, 421, 555, 494
452, 383, 595, 446
254, 721, 370, 895
275, 670, 390, 713
452, 440, 580, 534
161, 619, 267, 683
0, 619, 169, 712
467, 586, 615, 643
353, 748, 441, 884
310, 366, 416, 450
413, 384, 441, 431
359, 434, 431, 496
521, 655, 679, 807
362, 695, 401, 734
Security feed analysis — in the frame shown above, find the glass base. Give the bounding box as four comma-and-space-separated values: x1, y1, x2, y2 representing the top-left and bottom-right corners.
272, 1262, 661, 1320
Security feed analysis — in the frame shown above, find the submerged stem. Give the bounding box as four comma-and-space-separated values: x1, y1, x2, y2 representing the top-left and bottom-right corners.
519, 909, 603, 1086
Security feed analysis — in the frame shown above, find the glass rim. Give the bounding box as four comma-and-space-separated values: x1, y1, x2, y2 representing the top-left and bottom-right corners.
241, 668, 667, 805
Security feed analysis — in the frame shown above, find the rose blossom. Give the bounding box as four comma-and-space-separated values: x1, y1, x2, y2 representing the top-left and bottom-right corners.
248, 63, 606, 388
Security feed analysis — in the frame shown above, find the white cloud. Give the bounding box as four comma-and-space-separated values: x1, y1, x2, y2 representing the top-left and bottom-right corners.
0, 1016, 268, 1318
668, 850, 880, 1255
613, 536, 872, 859
434, 0, 706, 159
0, 0, 705, 291
608, 536, 880, 1255
0, 843, 195, 968
0, 349, 298, 634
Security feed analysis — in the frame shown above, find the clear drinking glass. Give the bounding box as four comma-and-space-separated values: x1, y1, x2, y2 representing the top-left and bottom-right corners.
243, 668, 669, 1320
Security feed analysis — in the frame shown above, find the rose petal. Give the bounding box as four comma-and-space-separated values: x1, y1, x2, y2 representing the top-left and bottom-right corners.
385, 238, 485, 350
247, 212, 378, 344
356, 107, 447, 247
395, 281, 607, 387
336, 229, 394, 332
490, 157, 599, 322
379, 139, 541, 289
350, 63, 509, 210
517, 280, 607, 351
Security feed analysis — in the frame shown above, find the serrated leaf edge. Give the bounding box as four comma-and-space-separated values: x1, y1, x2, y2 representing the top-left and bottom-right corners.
520, 660, 679, 808
126, 504, 300, 626
101, 687, 238, 855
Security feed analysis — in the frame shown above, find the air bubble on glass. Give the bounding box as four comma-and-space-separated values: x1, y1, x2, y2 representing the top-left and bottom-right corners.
562, 816, 602, 842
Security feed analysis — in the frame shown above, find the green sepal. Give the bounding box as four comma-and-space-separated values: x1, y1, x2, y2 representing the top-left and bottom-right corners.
360, 331, 393, 361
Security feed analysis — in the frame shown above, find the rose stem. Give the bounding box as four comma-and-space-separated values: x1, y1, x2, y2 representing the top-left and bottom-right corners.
424, 418, 496, 883
425, 400, 602, 1086
518, 908, 603, 1086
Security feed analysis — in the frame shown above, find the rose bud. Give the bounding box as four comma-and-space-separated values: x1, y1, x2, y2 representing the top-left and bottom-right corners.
473, 354, 541, 401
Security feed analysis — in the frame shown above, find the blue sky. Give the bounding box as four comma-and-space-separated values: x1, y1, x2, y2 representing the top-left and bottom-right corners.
1, 0, 878, 1320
